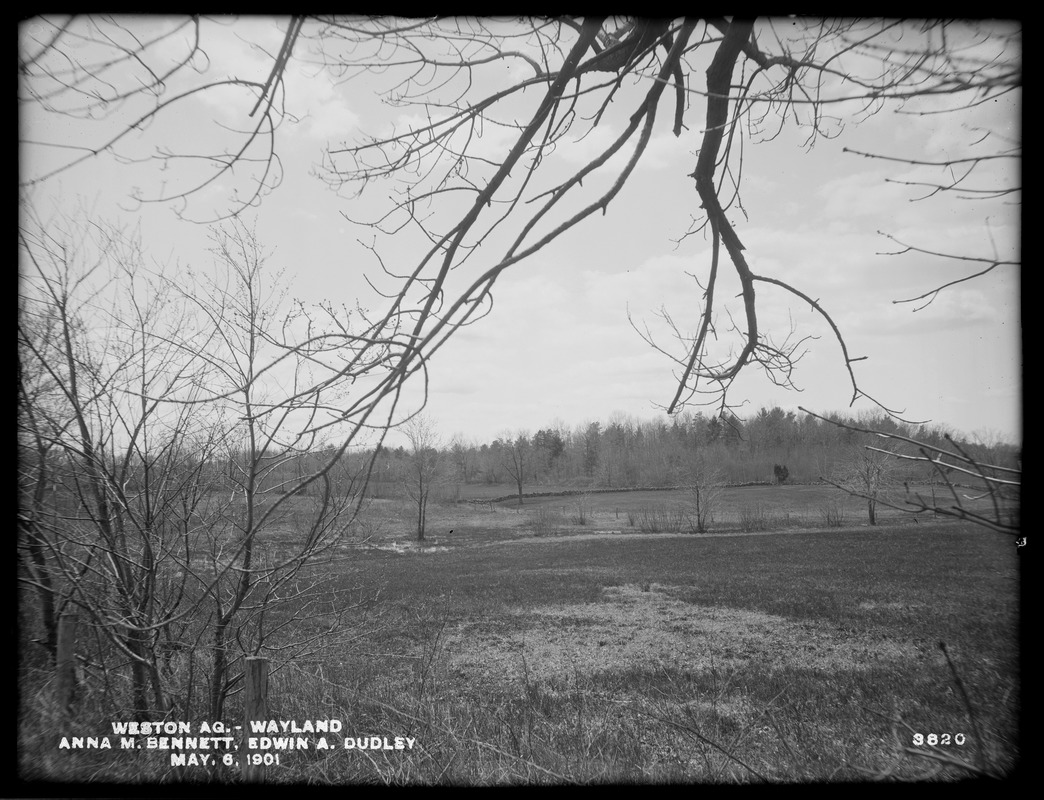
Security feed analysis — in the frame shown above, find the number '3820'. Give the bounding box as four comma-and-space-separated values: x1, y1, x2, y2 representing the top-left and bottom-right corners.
912, 733, 965, 746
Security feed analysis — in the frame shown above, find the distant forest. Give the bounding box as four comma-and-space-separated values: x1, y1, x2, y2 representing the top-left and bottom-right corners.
93, 408, 1015, 502
358, 408, 1019, 499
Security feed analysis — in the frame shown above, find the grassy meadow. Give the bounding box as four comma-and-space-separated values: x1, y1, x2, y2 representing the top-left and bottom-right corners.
21, 484, 1020, 784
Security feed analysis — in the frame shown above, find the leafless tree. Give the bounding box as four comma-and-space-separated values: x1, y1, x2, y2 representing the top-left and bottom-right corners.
834, 446, 897, 526
449, 433, 474, 485
19, 17, 1020, 423
686, 452, 724, 533
18, 207, 218, 716
399, 414, 443, 541
501, 432, 531, 507
17, 209, 376, 720
177, 220, 379, 718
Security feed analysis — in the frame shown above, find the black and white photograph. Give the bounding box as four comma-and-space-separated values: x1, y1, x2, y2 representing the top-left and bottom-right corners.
18, 15, 1020, 785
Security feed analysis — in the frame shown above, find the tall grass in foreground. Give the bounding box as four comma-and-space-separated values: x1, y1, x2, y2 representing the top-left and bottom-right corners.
26, 631, 1009, 784
19, 524, 1018, 784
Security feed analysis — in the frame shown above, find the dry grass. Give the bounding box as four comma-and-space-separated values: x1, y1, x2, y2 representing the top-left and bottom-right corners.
443, 583, 922, 688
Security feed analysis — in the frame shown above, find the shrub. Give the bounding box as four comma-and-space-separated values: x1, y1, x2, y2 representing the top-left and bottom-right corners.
634, 505, 687, 533
773, 464, 790, 485
686, 457, 723, 533
819, 503, 845, 528
533, 505, 565, 537
739, 504, 768, 531
572, 493, 593, 526
737, 503, 791, 532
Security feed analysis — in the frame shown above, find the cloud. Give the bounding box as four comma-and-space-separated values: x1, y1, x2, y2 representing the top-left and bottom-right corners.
292, 94, 360, 142
840, 286, 1004, 340
278, 50, 362, 143
815, 170, 907, 223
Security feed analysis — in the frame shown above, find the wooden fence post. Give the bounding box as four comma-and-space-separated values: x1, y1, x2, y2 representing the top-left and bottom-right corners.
56, 613, 78, 723
242, 656, 269, 783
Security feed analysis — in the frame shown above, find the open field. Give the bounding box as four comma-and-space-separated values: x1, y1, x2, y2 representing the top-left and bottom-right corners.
354, 482, 1013, 549
21, 485, 1019, 784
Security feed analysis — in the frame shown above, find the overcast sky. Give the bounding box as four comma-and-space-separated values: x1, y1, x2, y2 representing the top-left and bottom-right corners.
20, 17, 1021, 449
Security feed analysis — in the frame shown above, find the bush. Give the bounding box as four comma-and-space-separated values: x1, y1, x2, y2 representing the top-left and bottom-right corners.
819, 503, 845, 528
533, 505, 565, 536
737, 503, 791, 532
773, 464, 789, 485
572, 493, 593, 526
685, 466, 722, 533
634, 505, 687, 533
739, 504, 768, 531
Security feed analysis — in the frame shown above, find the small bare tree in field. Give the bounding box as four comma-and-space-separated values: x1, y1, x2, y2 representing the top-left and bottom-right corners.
686, 453, 724, 533
501, 432, 530, 507
399, 414, 442, 541
835, 446, 895, 526
449, 433, 473, 485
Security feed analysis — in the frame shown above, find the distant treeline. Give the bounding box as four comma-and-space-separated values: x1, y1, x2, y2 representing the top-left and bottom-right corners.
361, 408, 1020, 498
88, 408, 1017, 501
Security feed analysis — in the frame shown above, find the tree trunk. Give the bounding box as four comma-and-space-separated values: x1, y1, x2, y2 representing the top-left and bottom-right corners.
19, 536, 57, 662
417, 488, 427, 541
127, 626, 151, 720
210, 623, 229, 719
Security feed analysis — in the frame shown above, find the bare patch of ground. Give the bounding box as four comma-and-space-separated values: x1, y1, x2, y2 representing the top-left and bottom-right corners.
444, 583, 918, 688
488, 521, 942, 547
367, 541, 451, 554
